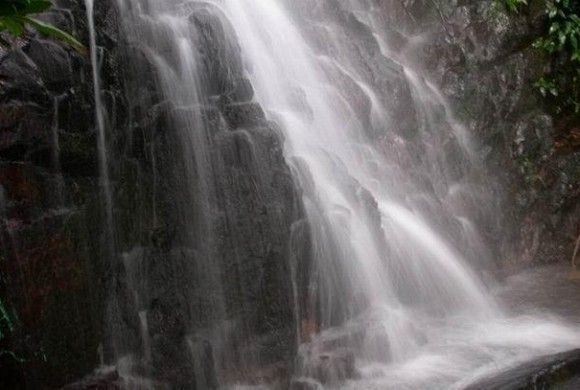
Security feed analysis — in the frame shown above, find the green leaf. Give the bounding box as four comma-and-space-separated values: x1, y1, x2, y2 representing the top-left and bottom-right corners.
571, 34, 578, 50
0, 1, 51, 17
24, 16, 86, 54
559, 31, 567, 46
0, 16, 24, 36
0, 4, 21, 18
20, 0, 52, 15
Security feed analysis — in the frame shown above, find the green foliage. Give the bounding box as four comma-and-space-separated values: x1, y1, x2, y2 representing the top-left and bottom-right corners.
0, 0, 85, 53
534, 0, 580, 116
534, 0, 580, 61
498, 0, 580, 117
500, 0, 528, 13
534, 77, 558, 98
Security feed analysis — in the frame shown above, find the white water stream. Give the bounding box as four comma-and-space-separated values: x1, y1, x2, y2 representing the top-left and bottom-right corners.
211, 0, 580, 388
94, 0, 580, 388
85, 0, 114, 229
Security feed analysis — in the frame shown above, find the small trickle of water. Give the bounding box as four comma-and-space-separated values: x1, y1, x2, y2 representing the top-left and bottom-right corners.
85, 0, 113, 229
138, 310, 151, 364
51, 95, 65, 205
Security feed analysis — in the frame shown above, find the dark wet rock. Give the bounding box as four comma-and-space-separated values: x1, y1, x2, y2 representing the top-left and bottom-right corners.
98, 1, 302, 387
303, 348, 359, 385
0, 50, 45, 103
229, 77, 255, 102
513, 112, 554, 160
290, 377, 323, 390
0, 167, 106, 387
62, 367, 121, 390
26, 39, 74, 94
189, 3, 244, 96
0, 0, 125, 387
465, 349, 580, 390
298, 327, 366, 385
220, 101, 266, 129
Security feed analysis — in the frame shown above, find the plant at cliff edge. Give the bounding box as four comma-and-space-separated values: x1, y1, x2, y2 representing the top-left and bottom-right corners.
0, 0, 85, 53
499, 0, 580, 117
533, 0, 580, 115
500, 0, 528, 13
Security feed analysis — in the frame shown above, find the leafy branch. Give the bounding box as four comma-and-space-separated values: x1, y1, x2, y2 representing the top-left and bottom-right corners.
497, 0, 580, 117
534, 0, 580, 61
534, 0, 580, 116
0, 0, 85, 54
500, 0, 528, 13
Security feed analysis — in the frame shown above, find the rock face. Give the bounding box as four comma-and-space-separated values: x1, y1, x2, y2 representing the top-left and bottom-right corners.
0, 0, 301, 388
61, 367, 122, 390
0, 2, 110, 387
373, 0, 580, 268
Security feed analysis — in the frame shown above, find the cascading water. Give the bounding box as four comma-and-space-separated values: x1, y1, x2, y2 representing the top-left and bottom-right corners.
205, 0, 580, 388
217, 0, 493, 329
209, 1, 477, 370
111, 1, 230, 386
90, 0, 580, 388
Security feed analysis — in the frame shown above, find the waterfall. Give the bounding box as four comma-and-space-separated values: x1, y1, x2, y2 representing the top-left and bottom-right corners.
217, 0, 493, 342
103, 0, 580, 388
207, 0, 580, 387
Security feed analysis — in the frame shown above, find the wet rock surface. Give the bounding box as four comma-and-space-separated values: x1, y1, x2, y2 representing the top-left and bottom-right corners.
61, 367, 122, 390
384, 0, 580, 267
471, 265, 580, 389
465, 348, 580, 390
304, 348, 359, 384
1, 0, 301, 388
124, 3, 301, 387
496, 265, 580, 324
0, 1, 112, 387
290, 378, 323, 390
